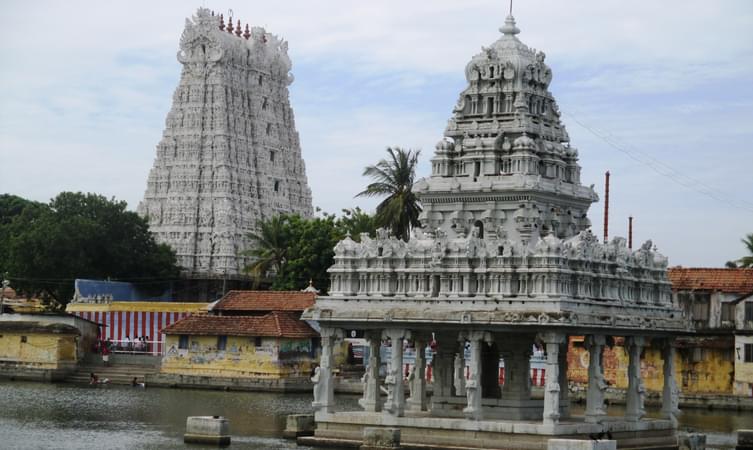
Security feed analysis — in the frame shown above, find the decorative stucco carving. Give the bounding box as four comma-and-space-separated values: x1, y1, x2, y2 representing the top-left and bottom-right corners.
311, 12, 683, 335
138, 8, 313, 277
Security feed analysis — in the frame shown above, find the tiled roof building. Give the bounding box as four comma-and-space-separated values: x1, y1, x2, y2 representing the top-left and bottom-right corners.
668, 267, 753, 294
211, 290, 316, 314
162, 311, 317, 338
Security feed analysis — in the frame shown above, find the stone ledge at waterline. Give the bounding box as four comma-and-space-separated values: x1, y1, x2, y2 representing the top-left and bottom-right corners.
145, 372, 312, 392
283, 414, 315, 439
547, 440, 616, 450
184, 416, 230, 446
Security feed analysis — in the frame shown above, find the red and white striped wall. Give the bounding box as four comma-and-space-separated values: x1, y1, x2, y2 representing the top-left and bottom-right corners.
72, 310, 191, 354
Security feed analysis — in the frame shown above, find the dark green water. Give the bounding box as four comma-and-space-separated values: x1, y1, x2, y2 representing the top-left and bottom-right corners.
0, 381, 320, 449
0, 381, 748, 449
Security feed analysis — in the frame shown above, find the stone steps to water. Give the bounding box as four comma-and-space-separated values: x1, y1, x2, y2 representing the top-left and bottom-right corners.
66, 365, 159, 385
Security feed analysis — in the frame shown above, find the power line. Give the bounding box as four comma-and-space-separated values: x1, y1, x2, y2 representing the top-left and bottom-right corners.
563, 110, 753, 214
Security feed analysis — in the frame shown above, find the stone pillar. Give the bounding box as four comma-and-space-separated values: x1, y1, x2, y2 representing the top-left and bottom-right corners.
501, 341, 532, 401
538, 332, 565, 426
359, 331, 383, 412
625, 336, 645, 421
453, 349, 466, 397
462, 331, 491, 420
407, 337, 427, 412
432, 345, 455, 397
661, 339, 680, 426
312, 327, 343, 414
382, 328, 410, 417
585, 335, 607, 423
558, 340, 571, 419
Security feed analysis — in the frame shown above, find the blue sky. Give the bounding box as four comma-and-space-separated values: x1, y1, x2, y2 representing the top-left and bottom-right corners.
1, 0, 752, 267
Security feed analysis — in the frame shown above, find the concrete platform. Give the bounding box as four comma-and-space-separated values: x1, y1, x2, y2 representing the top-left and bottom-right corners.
301, 411, 678, 450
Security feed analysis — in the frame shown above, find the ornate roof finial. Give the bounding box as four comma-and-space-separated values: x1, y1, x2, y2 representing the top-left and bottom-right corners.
235, 20, 242, 37
243, 24, 251, 40
499, 14, 520, 36
219, 14, 225, 31
302, 279, 320, 294
227, 17, 234, 34
500, 0, 520, 36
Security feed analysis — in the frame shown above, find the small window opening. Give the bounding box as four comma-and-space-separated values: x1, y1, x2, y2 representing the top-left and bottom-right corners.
745, 343, 753, 363
266, 123, 271, 135
262, 97, 268, 110
745, 302, 753, 321
20, 336, 27, 343
490, 66, 495, 78
258, 75, 263, 86
378, 247, 383, 257
270, 150, 275, 162
217, 335, 227, 351
178, 335, 189, 349
274, 180, 280, 192
255, 336, 263, 347
474, 161, 481, 178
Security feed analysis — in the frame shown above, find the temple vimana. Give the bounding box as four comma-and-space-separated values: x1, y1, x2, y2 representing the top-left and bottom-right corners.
302, 11, 686, 450
138, 8, 313, 279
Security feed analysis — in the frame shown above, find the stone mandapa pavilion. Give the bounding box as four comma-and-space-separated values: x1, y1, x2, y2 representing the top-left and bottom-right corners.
301, 12, 688, 450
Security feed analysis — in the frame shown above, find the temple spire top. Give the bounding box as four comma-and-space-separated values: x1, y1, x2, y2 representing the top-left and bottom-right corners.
500, 0, 520, 36
500, 14, 520, 36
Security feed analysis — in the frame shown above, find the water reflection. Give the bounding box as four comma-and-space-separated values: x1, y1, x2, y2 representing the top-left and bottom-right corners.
0, 381, 748, 450
0, 381, 315, 450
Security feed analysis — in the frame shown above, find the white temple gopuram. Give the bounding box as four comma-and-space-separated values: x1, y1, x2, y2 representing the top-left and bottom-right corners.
301, 12, 687, 450
138, 9, 313, 279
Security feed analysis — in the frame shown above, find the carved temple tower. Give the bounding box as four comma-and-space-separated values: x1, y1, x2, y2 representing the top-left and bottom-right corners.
420, 14, 595, 246
138, 8, 313, 280
303, 13, 686, 450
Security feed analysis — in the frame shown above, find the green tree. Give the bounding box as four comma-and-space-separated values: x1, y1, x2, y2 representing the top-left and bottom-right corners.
271, 214, 341, 292
3, 192, 179, 305
243, 215, 290, 285
356, 147, 422, 241
738, 233, 753, 268
243, 209, 378, 293
336, 207, 377, 242
0, 195, 47, 274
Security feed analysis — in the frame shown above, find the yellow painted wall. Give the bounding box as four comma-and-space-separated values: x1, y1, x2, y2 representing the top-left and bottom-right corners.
567, 341, 733, 395
0, 332, 78, 369
161, 334, 315, 379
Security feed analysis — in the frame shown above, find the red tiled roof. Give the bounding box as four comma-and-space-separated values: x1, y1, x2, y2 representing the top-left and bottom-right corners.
212, 290, 316, 312
161, 311, 318, 338
668, 267, 753, 294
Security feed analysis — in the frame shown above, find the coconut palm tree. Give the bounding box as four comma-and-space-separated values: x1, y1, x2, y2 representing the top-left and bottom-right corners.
356, 147, 422, 242
243, 215, 289, 283
739, 233, 753, 268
